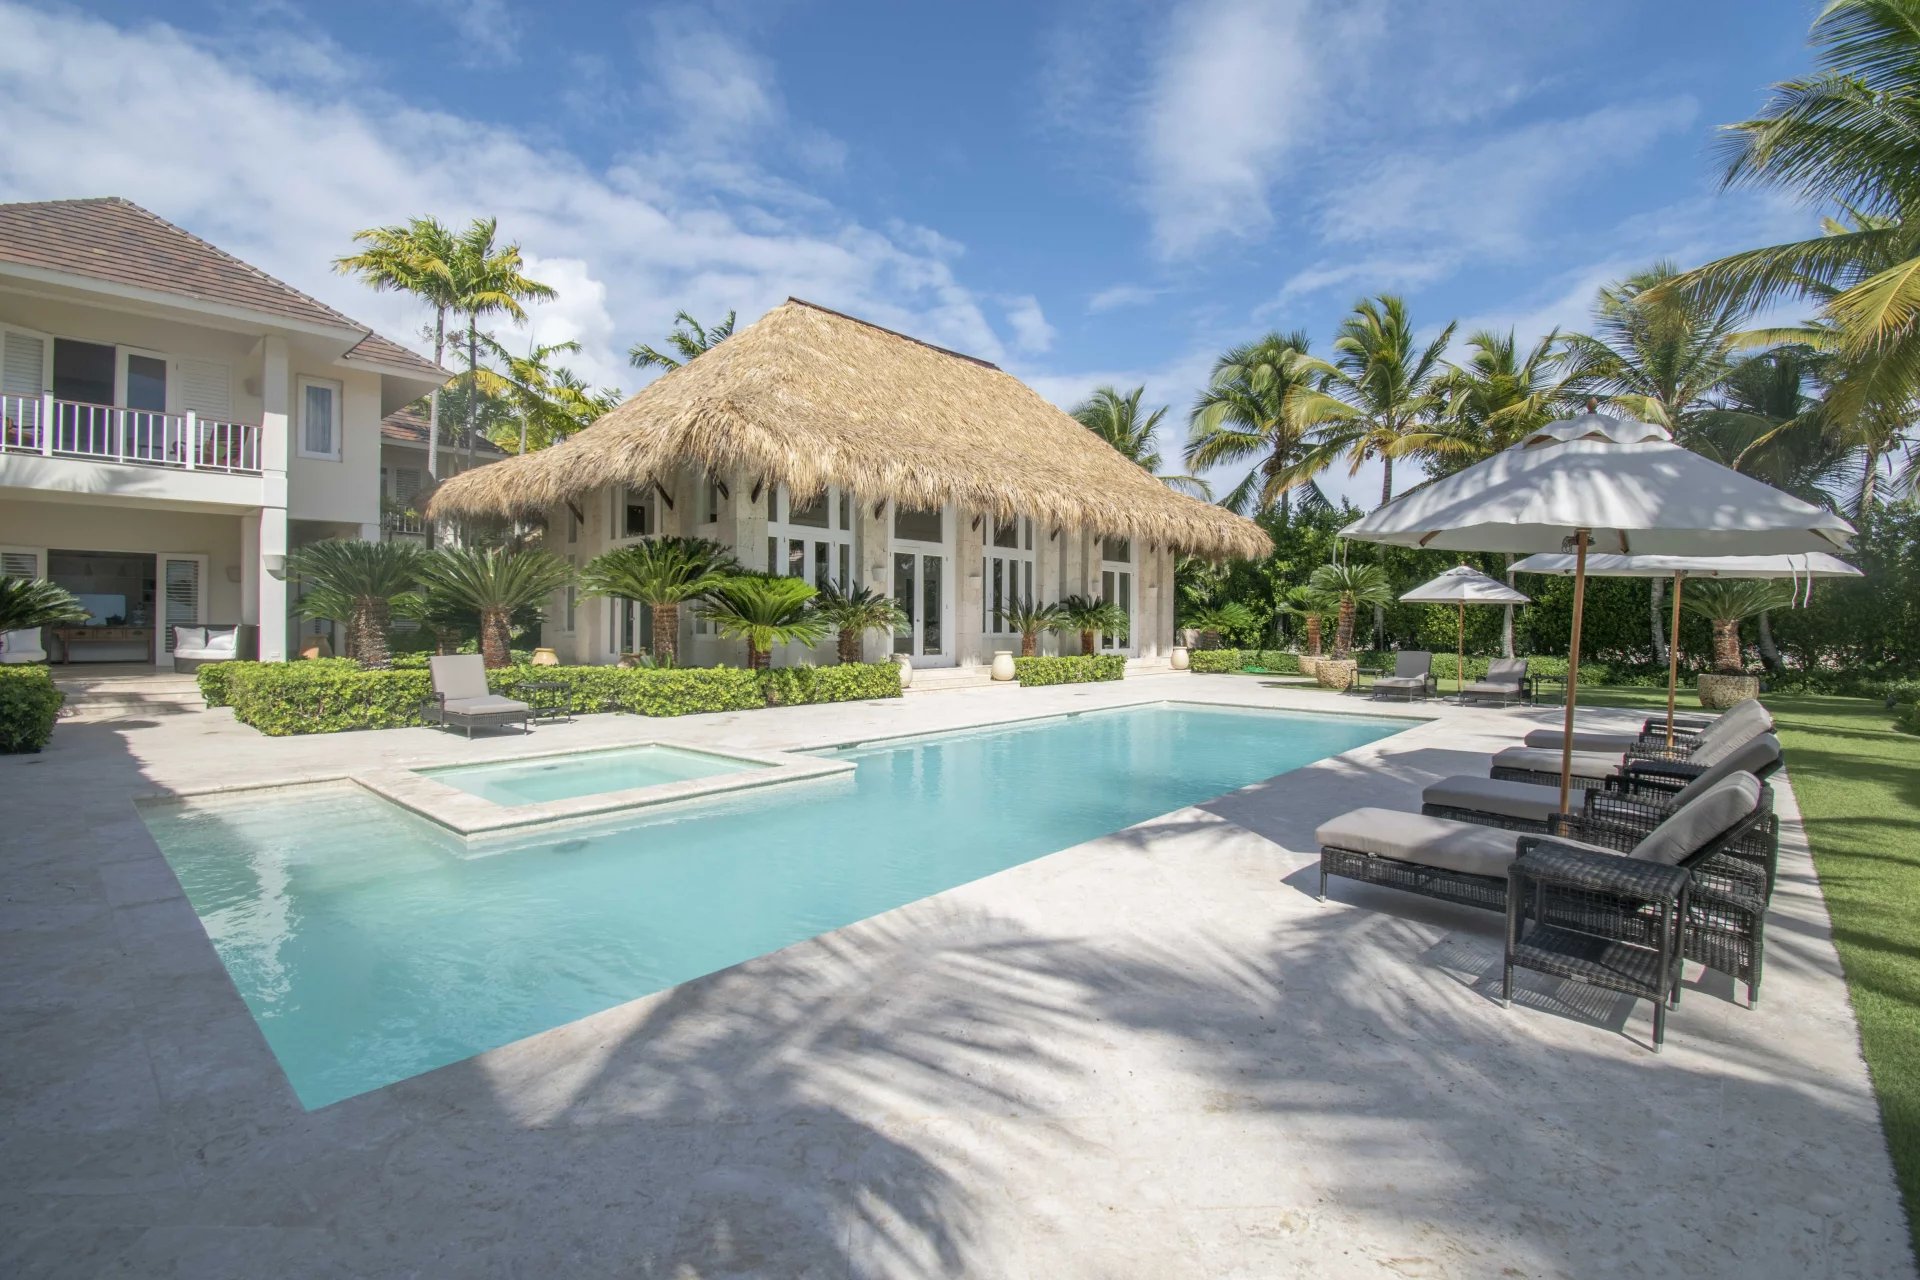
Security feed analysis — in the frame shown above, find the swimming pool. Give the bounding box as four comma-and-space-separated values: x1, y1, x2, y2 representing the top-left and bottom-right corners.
420, 743, 764, 806
141, 703, 1406, 1107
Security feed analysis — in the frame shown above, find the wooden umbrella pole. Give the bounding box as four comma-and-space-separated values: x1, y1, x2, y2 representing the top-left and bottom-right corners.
1665, 571, 1685, 749
1558, 529, 1590, 814
1457, 600, 1465, 700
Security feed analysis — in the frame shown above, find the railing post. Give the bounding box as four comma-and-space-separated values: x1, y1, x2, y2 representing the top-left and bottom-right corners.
183, 410, 197, 470
39, 393, 53, 456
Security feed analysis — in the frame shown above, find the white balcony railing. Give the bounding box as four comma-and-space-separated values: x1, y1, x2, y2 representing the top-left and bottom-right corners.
0, 392, 263, 475
383, 507, 431, 536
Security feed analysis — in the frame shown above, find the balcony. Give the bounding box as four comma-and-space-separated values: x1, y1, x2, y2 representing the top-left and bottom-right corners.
382, 501, 431, 539
1, 392, 263, 475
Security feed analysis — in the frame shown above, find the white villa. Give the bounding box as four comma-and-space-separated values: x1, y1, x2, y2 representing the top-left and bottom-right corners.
0, 197, 475, 665
431, 299, 1268, 671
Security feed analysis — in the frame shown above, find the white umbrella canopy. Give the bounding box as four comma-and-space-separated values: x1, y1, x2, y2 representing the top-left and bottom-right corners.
1511, 551, 1863, 744
1399, 565, 1531, 700
1343, 410, 1858, 809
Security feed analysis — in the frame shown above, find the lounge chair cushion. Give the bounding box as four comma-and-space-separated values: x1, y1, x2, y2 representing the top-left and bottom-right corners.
1489, 745, 1623, 778
1392, 651, 1433, 679
1463, 679, 1521, 695
1421, 775, 1562, 825
1373, 676, 1427, 693
1520, 728, 1641, 753
1483, 657, 1527, 683
1666, 735, 1780, 806
1629, 772, 1762, 865
1690, 715, 1772, 765
441, 695, 530, 716
1317, 807, 1615, 879
1693, 699, 1771, 751
429, 654, 491, 702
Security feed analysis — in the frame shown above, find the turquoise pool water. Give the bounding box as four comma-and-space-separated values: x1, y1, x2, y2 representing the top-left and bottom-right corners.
142, 704, 1405, 1107
420, 743, 762, 806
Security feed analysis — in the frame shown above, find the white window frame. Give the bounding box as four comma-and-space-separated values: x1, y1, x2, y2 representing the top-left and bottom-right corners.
612, 485, 656, 543
296, 375, 342, 461
1099, 536, 1137, 655
981, 515, 1035, 636
887, 501, 956, 666
766, 485, 855, 590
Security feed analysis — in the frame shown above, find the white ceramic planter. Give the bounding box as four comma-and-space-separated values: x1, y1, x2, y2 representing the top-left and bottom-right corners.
892, 653, 914, 689
990, 650, 1016, 681
1170, 645, 1190, 671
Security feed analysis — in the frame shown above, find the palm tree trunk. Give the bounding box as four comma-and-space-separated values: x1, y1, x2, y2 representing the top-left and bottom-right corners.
1380, 455, 1393, 506
1020, 630, 1037, 658
1756, 610, 1782, 673
465, 319, 480, 468
1648, 579, 1669, 665
1306, 616, 1322, 656
1711, 619, 1742, 673
1335, 600, 1356, 658
837, 626, 862, 664
1858, 444, 1881, 519
748, 641, 770, 671
652, 600, 679, 666
1080, 630, 1095, 656
1501, 554, 1516, 658
480, 607, 512, 669
1371, 604, 1384, 651
356, 597, 392, 669
427, 306, 446, 482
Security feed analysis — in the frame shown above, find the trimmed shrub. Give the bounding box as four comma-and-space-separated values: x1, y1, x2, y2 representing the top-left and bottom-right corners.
1014, 654, 1126, 686
762, 663, 902, 706
1897, 701, 1920, 735
195, 660, 253, 708
227, 660, 431, 736
0, 665, 63, 753
1187, 648, 1303, 675
1187, 648, 1245, 673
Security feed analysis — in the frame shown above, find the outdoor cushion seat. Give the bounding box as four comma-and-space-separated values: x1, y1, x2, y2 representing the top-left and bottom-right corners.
1421, 775, 1565, 826
442, 694, 532, 715
1461, 657, 1530, 703
1488, 745, 1627, 780
1520, 727, 1643, 753
1314, 807, 1532, 880
1525, 697, 1771, 757
1371, 651, 1434, 700
172, 624, 256, 672
425, 655, 533, 737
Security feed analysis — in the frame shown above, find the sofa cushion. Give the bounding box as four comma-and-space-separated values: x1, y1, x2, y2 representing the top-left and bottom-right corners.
1422, 775, 1560, 824
1629, 772, 1763, 865
1520, 728, 1640, 753
442, 695, 530, 716
1490, 745, 1622, 778
203, 630, 237, 654
173, 626, 208, 651
429, 655, 491, 702
1373, 676, 1427, 692
1392, 651, 1432, 679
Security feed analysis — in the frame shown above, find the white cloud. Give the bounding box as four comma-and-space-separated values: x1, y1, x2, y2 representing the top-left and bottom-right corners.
1266, 256, 1456, 309
1002, 296, 1056, 354
0, 3, 1010, 393
422, 0, 523, 67
1087, 283, 1162, 314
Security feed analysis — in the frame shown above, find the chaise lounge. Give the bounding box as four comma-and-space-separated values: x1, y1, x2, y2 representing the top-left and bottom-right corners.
1517, 696, 1770, 757
1486, 700, 1774, 793
1459, 656, 1531, 706
1370, 650, 1436, 702
420, 654, 533, 738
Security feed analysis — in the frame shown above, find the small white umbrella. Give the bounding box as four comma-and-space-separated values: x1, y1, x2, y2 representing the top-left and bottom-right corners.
1511, 551, 1863, 744
1342, 410, 1855, 809
1398, 565, 1531, 700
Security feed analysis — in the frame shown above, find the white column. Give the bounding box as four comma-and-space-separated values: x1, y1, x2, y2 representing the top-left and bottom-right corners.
240, 510, 261, 626
257, 504, 289, 663
957, 509, 985, 667
857, 494, 890, 662
256, 336, 291, 662
357, 522, 382, 543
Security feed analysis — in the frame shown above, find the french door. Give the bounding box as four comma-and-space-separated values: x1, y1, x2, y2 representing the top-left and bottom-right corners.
1099, 538, 1136, 655
157, 553, 208, 662
889, 504, 953, 665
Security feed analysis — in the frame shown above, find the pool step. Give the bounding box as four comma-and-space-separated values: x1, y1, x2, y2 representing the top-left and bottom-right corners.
50, 667, 208, 721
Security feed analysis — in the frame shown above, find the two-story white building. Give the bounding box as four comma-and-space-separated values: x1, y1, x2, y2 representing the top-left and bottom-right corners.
0, 197, 451, 664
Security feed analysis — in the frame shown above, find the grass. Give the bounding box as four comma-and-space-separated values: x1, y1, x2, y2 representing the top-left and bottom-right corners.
1582, 684, 1920, 1249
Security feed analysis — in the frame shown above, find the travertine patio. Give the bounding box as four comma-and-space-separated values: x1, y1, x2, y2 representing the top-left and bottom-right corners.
1, 674, 1909, 1277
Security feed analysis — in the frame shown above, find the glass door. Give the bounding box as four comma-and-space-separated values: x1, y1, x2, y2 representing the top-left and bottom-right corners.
122, 350, 169, 464
889, 504, 952, 665
1099, 537, 1135, 655
157, 553, 207, 662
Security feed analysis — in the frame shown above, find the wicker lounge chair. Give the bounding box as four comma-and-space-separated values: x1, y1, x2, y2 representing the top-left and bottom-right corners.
1487, 701, 1772, 793
420, 655, 533, 738
1518, 697, 1770, 757
1459, 656, 1531, 706
1370, 650, 1436, 702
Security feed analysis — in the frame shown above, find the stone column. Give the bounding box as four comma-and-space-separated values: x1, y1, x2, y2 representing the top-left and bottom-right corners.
255, 336, 291, 662
856, 494, 891, 662
956, 508, 985, 667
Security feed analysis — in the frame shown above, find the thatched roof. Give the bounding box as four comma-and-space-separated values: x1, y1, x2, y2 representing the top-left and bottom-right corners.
427, 299, 1268, 559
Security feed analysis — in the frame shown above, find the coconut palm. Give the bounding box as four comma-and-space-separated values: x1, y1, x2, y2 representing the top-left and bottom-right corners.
812, 580, 909, 664
1055, 594, 1129, 656
335, 216, 460, 478
579, 537, 740, 667
1186, 331, 1345, 518
1427, 328, 1574, 477
448, 218, 556, 467
1003, 598, 1064, 657
1273, 585, 1327, 656
1307, 562, 1394, 659
1071, 386, 1210, 497
1181, 601, 1256, 650
1683, 579, 1794, 674
417, 546, 575, 669
1303, 295, 1457, 505
0, 576, 88, 633
700, 573, 827, 670
284, 539, 428, 669
629, 310, 737, 371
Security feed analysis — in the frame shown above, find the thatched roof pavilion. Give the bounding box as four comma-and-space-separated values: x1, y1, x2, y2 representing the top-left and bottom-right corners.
428, 299, 1268, 560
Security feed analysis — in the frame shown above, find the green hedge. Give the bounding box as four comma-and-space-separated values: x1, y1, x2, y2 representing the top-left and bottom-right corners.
0, 665, 63, 753
1187, 648, 1302, 674
1014, 654, 1126, 686
215, 658, 902, 735
195, 662, 241, 708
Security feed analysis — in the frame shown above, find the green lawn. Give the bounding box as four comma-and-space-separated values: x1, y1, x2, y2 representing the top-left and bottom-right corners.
1583, 685, 1920, 1247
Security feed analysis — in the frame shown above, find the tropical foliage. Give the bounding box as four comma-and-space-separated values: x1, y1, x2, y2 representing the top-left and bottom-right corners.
285, 539, 428, 669
1682, 579, 1794, 673
1003, 598, 1064, 657
629, 310, 737, 371
1184, 331, 1343, 517
1307, 562, 1394, 659
0, 576, 88, 633
812, 580, 909, 664
700, 574, 828, 670
579, 537, 740, 667
417, 547, 576, 669
1055, 594, 1129, 656
1071, 386, 1210, 496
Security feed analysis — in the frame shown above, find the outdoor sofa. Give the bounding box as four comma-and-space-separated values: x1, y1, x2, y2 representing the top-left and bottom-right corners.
1459, 656, 1531, 706
420, 654, 533, 738
172, 624, 257, 672
0, 628, 47, 664
1370, 650, 1436, 702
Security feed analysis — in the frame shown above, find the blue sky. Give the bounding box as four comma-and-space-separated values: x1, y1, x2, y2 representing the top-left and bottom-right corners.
0, 1, 1825, 506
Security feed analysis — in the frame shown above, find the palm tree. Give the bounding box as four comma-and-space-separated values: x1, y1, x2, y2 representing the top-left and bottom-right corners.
629, 310, 737, 371
579, 537, 739, 667
810, 580, 908, 664
700, 574, 827, 669
1071, 386, 1210, 497
284, 539, 428, 669
478, 337, 621, 454
0, 576, 88, 632
391, 582, 471, 654
1181, 600, 1256, 650
417, 546, 576, 669
449, 218, 556, 468
1273, 585, 1326, 656
1306, 295, 1457, 505
1307, 562, 1394, 659
1055, 594, 1128, 656
335, 216, 460, 478
1186, 332, 1346, 517
1683, 579, 1793, 673
1003, 598, 1064, 657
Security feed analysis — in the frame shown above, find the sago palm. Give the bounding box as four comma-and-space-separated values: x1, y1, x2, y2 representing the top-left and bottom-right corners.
1071, 385, 1210, 497
285, 538, 428, 669
580, 537, 740, 666
0, 576, 89, 633
812, 580, 909, 664
1306, 563, 1394, 659
1682, 580, 1794, 674
1181, 600, 1256, 650
629, 310, 737, 371
1003, 598, 1064, 657
1305, 295, 1457, 505
1273, 585, 1328, 656
335, 216, 460, 477
1055, 594, 1129, 656
1186, 332, 1346, 518
701, 574, 827, 669
417, 546, 576, 669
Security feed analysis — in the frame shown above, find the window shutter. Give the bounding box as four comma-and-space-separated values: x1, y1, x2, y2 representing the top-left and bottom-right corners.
179, 359, 232, 418
395, 468, 423, 503
2, 331, 45, 398
161, 559, 202, 653
1, 547, 45, 579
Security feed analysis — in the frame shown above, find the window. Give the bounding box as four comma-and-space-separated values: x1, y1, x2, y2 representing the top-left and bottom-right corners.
564, 555, 578, 632
697, 478, 725, 526
894, 505, 943, 544
616, 485, 654, 540
566, 505, 579, 544
767, 484, 855, 590
1100, 537, 1135, 653
297, 377, 341, 460
982, 516, 1035, 634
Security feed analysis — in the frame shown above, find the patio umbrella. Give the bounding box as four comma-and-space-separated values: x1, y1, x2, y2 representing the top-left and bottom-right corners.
1340, 409, 1855, 810
1510, 551, 1862, 745
1397, 564, 1531, 700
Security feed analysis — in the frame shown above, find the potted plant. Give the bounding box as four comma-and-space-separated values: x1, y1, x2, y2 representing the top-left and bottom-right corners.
811, 579, 909, 664
1306, 562, 1393, 691
1180, 601, 1256, 652
1683, 579, 1788, 709
1055, 594, 1129, 656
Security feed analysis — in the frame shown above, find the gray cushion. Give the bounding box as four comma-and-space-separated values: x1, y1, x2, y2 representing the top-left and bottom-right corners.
1317, 808, 1523, 879
1668, 735, 1781, 807
173, 626, 207, 651
1521, 728, 1641, 753
1690, 716, 1771, 766
1484, 657, 1528, 683
1490, 745, 1623, 778
1423, 775, 1561, 824
442, 694, 530, 716
1373, 676, 1427, 691
1393, 651, 1432, 679
430, 654, 491, 701
1629, 772, 1763, 865
1693, 699, 1771, 751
